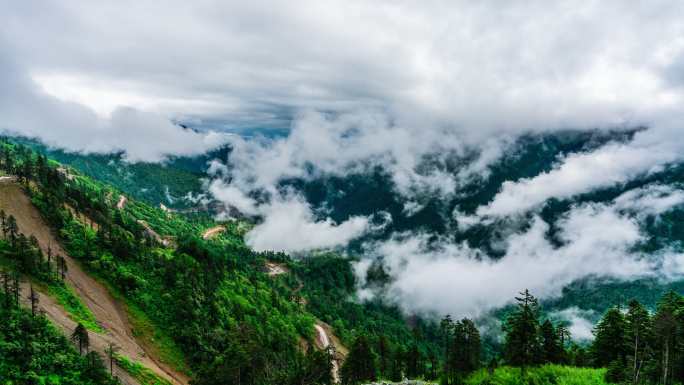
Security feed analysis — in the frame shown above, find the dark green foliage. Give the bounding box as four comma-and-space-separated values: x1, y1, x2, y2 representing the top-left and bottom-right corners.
441, 315, 481, 384
341, 335, 377, 385
503, 290, 541, 370
294, 254, 442, 380
591, 307, 627, 368
0, 280, 117, 385
539, 320, 563, 364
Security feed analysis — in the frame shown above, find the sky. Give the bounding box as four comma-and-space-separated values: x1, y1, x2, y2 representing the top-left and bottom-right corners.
4, 1, 684, 326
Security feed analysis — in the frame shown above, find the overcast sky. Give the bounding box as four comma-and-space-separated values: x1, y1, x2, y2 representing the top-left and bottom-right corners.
4, 1, 684, 139
4, 1, 684, 321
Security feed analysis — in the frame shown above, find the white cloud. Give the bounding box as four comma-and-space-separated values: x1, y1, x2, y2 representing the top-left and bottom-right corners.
0, 56, 230, 162
477, 124, 684, 217
550, 307, 598, 342
614, 184, 684, 216
244, 194, 370, 253
361, 201, 673, 318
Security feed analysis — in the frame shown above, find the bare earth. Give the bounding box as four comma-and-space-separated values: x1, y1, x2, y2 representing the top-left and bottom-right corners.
201, 225, 225, 240
116, 195, 127, 210
0, 181, 189, 385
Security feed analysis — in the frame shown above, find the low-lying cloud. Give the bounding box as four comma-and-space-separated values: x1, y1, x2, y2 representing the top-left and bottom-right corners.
356, 186, 684, 319
4, 1, 684, 322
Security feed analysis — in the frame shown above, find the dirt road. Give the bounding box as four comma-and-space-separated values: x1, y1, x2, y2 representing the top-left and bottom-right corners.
0, 181, 189, 385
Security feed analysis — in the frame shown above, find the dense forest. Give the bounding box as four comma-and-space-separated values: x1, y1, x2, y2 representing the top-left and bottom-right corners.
1, 137, 684, 385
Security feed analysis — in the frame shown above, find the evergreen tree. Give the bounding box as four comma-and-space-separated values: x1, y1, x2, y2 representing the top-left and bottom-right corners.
625, 299, 652, 385
539, 320, 562, 364
27, 285, 39, 317
592, 306, 627, 382
341, 335, 377, 385
503, 289, 540, 372
105, 342, 119, 376
452, 318, 481, 380
653, 292, 682, 385
71, 323, 90, 355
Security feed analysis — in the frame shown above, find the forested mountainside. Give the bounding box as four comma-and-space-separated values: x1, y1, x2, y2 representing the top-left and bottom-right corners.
19, 129, 684, 317
12, 137, 232, 210
0, 139, 441, 384
3, 132, 684, 385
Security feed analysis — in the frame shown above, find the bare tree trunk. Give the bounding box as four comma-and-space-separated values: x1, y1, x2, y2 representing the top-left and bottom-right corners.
633, 332, 639, 385
663, 339, 669, 385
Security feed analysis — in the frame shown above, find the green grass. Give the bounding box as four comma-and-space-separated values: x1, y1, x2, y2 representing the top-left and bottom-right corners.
115, 354, 174, 385
95, 272, 191, 376
465, 365, 609, 385
47, 282, 104, 333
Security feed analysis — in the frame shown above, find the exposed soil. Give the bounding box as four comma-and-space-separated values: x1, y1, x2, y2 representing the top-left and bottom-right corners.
0, 181, 189, 385
116, 195, 127, 210
201, 225, 225, 240
264, 261, 288, 276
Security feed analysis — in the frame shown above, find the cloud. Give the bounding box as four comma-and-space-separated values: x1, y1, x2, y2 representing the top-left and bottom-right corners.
244, 194, 370, 253
0, 55, 229, 162
5, 0, 684, 319
477, 125, 684, 217
361, 193, 684, 318
550, 307, 598, 342
4, 1, 684, 135
614, 184, 684, 216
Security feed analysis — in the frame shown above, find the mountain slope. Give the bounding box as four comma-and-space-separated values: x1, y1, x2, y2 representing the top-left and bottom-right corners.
0, 178, 189, 385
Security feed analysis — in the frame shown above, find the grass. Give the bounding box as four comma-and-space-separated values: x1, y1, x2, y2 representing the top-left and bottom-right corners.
0, 253, 103, 333
465, 365, 609, 385
47, 282, 104, 333
94, 272, 191, 376
115, 354, 174, 385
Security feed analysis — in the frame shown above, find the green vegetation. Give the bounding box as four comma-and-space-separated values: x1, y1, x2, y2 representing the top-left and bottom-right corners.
48, 282, 103, 332
0, 271, 117, 385
0, 139, 336, 384
115, 354, 174, 385
14, 136, 213, 209
0, 224, 101, 332
6, 135, 684, 385
464, 365, 608, 385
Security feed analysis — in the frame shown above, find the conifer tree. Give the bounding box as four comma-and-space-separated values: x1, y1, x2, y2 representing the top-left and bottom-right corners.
625, 299, 652, 385
504, 289, 540, 373
341, 335, 377, 385
540, 320, 562, 364
71, 323, 90, 355
27, 285, 39, 317
591, 307, 627, 372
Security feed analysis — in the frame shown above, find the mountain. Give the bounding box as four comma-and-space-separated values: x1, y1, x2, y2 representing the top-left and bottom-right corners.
4, 130, 684, 384
0, 138, 440, 385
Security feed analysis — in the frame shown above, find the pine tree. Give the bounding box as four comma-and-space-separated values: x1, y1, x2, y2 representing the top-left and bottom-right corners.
504, 289, 540, 373
654, 292, 682, 385
440, 314, 455, 383
625, 299, 652, 385
592, 306, 627, 382
540, 320, 562, 364
341, 335, 377, 385
71, 323, 90, 355
452, 318, 481, 380
105, 342, 119, 376
377, 335, 391, 379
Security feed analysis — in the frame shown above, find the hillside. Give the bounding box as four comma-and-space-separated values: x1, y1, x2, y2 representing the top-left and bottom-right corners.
4, 133, 684, 385
0, 139, 440, 385
0, 178, 188, 385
